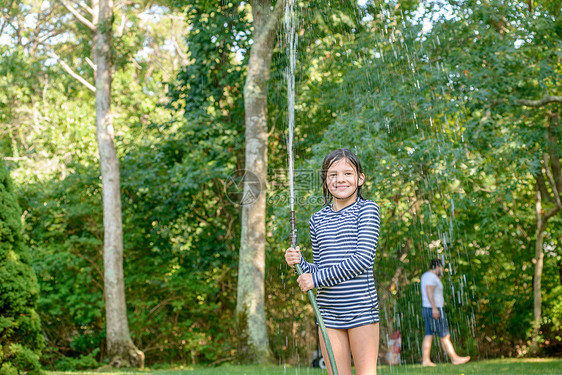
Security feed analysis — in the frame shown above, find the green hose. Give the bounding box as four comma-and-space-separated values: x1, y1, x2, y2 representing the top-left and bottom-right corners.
294, 263, 339, 374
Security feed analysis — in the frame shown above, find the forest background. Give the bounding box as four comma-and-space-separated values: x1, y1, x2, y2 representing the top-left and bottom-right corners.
1, 0, 561, 371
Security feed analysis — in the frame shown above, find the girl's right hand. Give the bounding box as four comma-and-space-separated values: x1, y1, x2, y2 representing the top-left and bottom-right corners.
285, 246, 301, 267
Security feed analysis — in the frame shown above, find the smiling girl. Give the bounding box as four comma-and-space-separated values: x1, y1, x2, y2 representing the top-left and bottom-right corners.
285, 148, 381, 375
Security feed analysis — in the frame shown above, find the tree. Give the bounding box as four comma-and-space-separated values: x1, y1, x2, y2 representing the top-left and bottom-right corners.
56, 0, 144, 366
528, 106, 561, 351
94, 0, 144, 367
236, 0, 284, 361
0, 160, 44, 374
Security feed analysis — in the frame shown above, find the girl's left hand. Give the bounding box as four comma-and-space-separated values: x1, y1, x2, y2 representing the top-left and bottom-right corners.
297, 273, 314, 293
285, 246, 301, 267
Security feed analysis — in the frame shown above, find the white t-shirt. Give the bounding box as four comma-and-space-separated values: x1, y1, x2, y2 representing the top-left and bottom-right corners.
421, 271, 444, 308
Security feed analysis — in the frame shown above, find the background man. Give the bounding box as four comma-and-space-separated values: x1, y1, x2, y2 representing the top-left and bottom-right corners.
421, 258, 470, 366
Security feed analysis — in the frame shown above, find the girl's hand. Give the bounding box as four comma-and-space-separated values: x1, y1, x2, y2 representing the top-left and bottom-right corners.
297, 273, 314, 293
285, 246, 301, 267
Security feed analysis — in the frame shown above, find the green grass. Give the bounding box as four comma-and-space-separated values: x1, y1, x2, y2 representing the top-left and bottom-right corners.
48, 358, 562, 375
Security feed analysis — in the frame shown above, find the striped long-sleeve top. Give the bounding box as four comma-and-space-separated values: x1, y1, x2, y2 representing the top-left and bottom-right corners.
299, 198, 380, 329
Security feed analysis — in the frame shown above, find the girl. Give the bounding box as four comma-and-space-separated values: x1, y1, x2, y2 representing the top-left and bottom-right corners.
285, 148, 380, 375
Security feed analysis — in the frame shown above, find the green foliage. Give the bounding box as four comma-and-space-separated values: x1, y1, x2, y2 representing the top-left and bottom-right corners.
51, 349, 100, 371
2, 0, 562, 369
0, 161, 44, 374
23, 165, 105, 369
0, 344, 42, 375
418, 0, 562, 355
544, 286, 562, 333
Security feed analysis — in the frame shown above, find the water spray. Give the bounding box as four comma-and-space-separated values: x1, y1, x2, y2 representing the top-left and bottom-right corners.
285, 0, 338, 373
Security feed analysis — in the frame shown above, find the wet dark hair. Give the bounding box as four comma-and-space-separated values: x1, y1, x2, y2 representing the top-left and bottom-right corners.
430, 258, 443, 269
321, 148, 365, 206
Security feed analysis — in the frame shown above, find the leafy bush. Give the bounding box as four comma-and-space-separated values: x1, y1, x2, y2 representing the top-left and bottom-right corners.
0, 161, 44, 374
52, 349, 100, 371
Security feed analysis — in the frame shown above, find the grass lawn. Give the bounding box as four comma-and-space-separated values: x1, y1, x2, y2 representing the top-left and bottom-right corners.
48, 358, 562, 375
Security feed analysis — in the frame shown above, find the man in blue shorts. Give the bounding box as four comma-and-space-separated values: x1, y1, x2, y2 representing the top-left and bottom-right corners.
421, 259, 470, 366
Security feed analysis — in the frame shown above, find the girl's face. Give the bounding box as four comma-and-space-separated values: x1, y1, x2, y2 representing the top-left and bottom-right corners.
326, 158, 365, 201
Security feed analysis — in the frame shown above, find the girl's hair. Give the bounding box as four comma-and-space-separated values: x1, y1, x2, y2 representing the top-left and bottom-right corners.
321, 148, 365, 205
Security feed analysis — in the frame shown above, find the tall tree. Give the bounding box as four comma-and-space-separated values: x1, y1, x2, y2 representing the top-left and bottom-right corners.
93, 0, 144, 366
236, 0, 283, 361
56, 0, 144, 366
530, 108, 562, 351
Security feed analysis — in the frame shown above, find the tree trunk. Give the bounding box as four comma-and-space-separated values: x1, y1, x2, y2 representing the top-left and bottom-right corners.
530, 121, 561, 353
236, 0, 282, 362
559, 257, 562, 286
531, 184, 545, 351
93, 0, 144, 367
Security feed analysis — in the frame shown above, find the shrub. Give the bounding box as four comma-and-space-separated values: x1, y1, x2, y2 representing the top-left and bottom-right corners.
0, 161, 44, 373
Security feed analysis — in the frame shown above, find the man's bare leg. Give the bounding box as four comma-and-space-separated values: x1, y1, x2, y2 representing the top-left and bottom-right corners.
422, 335, 436, 366
439, 335, 470, 365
